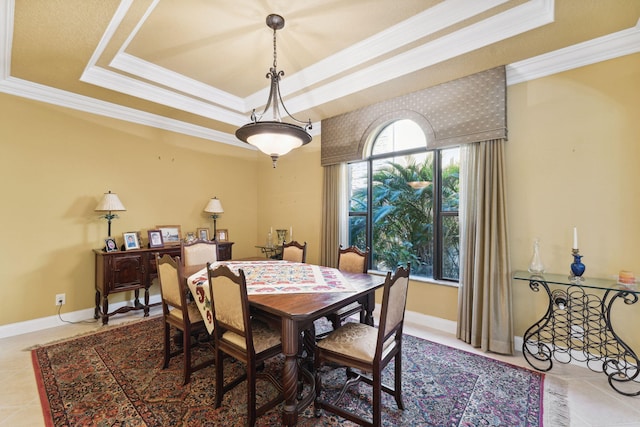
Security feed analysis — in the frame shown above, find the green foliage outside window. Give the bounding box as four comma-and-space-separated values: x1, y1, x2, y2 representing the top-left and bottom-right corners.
349, 153, 459, 280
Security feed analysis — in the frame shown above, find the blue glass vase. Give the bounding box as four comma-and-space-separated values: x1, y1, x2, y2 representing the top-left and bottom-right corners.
571, 254, 585, 277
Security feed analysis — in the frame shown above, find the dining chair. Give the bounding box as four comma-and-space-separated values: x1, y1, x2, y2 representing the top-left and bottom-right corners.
207, 263, 284, 427
282, 240, 307, 263
328, 245, 371, 328
156, 253, 214, 385
314, 264, 411, 427
181, 239, 217, 269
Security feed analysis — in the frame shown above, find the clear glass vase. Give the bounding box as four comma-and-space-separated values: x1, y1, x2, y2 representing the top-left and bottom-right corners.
528, 238, 545, 274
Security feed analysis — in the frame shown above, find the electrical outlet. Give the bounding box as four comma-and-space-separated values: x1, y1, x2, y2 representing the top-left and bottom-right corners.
55, 293, 66, 306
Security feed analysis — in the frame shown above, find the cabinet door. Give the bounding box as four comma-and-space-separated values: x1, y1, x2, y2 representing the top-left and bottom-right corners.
112, 255, 144, 291
217, 243, 233, 261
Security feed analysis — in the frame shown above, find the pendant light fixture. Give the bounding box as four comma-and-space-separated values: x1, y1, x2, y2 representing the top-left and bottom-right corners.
235, 14, 312, 168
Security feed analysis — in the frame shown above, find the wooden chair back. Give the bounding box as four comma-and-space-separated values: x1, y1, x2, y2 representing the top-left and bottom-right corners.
282, 240, 307, 263
337, 245, 369, 273
181, 239, 217, 268
156, 253, 188, 318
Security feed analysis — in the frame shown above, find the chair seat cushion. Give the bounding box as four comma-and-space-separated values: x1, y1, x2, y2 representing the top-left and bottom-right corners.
318, 322, 381, 363
168, 301, 204, 324
222, 319, 281, 354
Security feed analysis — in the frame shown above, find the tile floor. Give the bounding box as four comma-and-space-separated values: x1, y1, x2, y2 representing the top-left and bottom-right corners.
1, 308, 639, 427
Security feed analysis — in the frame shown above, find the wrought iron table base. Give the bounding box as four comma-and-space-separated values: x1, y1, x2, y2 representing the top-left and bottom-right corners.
521, 275, 639, 396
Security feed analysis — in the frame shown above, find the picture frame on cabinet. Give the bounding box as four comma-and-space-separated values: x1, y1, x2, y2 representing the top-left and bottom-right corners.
123, 232, 140, 250
104, 237, 118, 252
197, 227, 210, 241
185, 232, 196, 243
157, 225, 181, 245
147, 229, 164, 248
216, 229, 229, 242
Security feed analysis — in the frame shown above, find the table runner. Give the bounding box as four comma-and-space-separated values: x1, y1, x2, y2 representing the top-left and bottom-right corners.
187, 261, 355, 333
188, 261, 354, 294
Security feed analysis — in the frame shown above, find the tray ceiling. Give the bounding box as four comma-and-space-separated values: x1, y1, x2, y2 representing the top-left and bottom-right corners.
2, 0, 639, 150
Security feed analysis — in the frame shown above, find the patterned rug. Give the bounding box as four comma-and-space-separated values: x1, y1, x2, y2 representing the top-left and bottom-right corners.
31, 317, 565, 426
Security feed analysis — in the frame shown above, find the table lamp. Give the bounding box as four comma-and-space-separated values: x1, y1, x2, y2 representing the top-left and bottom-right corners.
203, 197, 224, 240
95, 190, 126, 237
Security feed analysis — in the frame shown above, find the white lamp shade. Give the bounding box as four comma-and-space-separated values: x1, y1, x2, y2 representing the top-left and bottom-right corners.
95, 191, 126, 212
247, 132, 302, 157
203, 197, 224, 214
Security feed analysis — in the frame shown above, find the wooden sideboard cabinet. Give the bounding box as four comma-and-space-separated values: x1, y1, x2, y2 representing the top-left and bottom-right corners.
94, 246, 180, 325
94, 241, 234, 324
216, 241, 234, 261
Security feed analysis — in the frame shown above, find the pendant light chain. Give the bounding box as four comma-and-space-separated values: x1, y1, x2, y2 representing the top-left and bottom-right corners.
272, 25, 278, 70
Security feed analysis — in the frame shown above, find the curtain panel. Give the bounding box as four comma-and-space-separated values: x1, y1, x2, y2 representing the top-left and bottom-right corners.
320, 66, 507, 166
320, 164, 344, 267
457, 139, 513, 355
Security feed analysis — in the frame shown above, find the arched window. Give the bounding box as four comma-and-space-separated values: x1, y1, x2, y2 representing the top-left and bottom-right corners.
347, 119, 460, 281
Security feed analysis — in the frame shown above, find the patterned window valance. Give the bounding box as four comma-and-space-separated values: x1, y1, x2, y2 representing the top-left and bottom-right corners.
320, 66, 507, 166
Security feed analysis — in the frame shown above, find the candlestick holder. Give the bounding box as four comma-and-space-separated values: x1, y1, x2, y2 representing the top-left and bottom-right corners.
569, 248, 585, 281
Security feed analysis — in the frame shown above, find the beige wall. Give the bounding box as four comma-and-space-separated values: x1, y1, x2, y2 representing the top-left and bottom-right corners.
507, 53, 640, 350
1, 53, 638, 353
254, 143, 324, 265
0, 95, 261, 325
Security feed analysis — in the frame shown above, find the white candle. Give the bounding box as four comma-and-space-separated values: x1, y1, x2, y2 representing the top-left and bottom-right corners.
573, 227, 578, 249
270, 226, 273, 234
290, 226, 293, 240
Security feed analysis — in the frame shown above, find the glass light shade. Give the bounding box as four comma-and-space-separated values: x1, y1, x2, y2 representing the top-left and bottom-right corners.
203, 197, 224, 214
237, 121, 311, 157
94, 191, 126, 212
248, 133, 301, 157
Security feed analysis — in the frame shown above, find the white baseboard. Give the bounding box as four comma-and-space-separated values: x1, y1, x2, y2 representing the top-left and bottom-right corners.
369, 303, 457, 335
0, 297, 511, 352
0, 294, 162, 339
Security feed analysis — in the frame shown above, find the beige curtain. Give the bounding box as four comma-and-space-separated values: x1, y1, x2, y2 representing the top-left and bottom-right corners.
457, 138, 513, 355
320, 164, 344, 267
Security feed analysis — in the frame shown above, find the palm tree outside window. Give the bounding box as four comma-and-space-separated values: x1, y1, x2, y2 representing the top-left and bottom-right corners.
347, 119, 460, 282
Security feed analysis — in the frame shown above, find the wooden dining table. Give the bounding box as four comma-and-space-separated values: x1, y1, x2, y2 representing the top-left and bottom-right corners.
185, 260, 385, 426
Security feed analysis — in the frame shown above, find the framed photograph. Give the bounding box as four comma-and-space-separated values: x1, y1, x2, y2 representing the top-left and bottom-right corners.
157, 225, 182, 245
216, 229, 229, 242
147, 229, 164, 248
185, 231, 196, 243
104, 237, 118, 252
197, 227, 210, 241
123, 232, 140, 250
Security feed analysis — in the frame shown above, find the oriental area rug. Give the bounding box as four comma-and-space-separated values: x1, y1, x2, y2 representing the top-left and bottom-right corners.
31, 317, 568, 426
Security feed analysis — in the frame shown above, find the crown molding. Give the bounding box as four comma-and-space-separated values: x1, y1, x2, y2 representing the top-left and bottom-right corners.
282, 0, 555, 113
0, 0, 637, 147
507, 18, 640, 85
0, 75, 247, 147
244, 0, 514, 110
110, 52, 246, 112
0, 0, 13, 79
80, 65, 247, 125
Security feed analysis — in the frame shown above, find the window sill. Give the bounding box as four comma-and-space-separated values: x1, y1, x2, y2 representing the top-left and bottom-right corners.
367, 269, 459, 288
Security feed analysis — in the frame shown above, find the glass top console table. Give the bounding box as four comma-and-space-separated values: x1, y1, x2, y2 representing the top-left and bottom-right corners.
513, 271, 639, 396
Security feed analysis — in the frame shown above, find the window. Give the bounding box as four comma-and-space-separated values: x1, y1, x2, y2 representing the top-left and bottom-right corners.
347, 120, 460, 282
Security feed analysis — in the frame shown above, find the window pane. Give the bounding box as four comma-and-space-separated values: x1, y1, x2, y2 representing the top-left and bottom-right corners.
441, 147, 460, 212
371, 120, 426, 155
348, 162, 368, 212
442, 215, 460, 280
370, 153, 434, 277
348, 215, 367, 249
